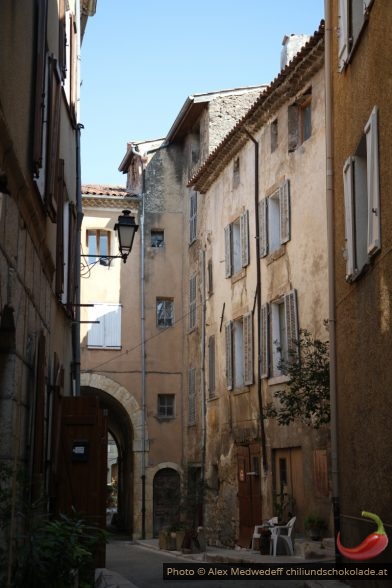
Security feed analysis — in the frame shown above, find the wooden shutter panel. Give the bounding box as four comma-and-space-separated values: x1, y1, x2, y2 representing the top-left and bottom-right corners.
243, 312, 253, 386
189, 191, 197, 242
338, 0, 349, 72
225, 321, 233, 390
105, 305, 122, 348
88, 305, 104, 347
279, 179, 291, 244
33, 0, 49, 175
55, 159, 65, 299
258, 198, 268, 257
284, 289, 299, 360
240, 210, 249, 267
45, 57, 62, 220
208, 335, 216, 398
58, 0, 67, 80
288, 104, 299, 152
260, 304, 269, 379
224, 224, 232, 277
343, 157, 355, 280
67, 202, 77, 315
69, 13, 78, 119
364, 106, 381, 256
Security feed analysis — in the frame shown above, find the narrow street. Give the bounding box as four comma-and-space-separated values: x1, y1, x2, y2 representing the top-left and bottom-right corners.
105, 540, 306, 588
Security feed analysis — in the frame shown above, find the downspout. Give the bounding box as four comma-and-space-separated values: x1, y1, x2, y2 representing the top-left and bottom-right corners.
200, 248, 207, 524
140, 167, 146, 539
324, 0, 340, 557
74, 123, 84, 396
243, 127, 267, 472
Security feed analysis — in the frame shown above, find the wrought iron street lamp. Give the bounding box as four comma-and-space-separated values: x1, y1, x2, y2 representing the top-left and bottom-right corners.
114, 209, 139, 263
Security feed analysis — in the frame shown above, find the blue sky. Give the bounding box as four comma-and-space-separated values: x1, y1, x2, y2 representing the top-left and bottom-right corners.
80, 0, 324, 186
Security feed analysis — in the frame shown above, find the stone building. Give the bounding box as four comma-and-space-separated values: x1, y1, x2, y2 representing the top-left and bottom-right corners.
80, 86, 266, 539
189, 22, 330, 547
0, 0, 97, 580
326, 0, 392, 570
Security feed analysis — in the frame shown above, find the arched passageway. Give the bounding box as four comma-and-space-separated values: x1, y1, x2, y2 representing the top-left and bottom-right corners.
81, 374, 141, 536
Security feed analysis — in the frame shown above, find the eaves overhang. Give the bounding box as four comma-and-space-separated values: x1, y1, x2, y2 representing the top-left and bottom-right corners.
188, 21, 325, 194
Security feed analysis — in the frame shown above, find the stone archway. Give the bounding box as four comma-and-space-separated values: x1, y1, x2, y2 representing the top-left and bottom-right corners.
81, 373, 146, 538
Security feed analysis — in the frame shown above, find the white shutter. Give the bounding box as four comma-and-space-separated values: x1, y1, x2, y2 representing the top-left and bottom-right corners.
279, 179, 291, 244
364, 106, 380, 256
343, 157, 356, 280
284, 289, 299, 360
224, 224, 232, 277
260, 304, 269, 379
88, 304, 104, 347
258, 199, 268, 257
338, 0, 349, 72
240, 210, 249, 267
104, 304, 122, 348
225, 321, 233, 390
243, 312, 253, 386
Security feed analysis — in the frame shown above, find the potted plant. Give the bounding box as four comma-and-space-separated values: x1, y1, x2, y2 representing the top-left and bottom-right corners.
304, 514, 327, 541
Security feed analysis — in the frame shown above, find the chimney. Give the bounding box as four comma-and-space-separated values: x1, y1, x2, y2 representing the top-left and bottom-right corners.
281, 34, 310, 70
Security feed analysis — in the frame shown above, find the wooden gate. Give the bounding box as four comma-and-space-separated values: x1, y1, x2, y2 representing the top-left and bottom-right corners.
54, 395, 107, 565
237, 443, 262, 547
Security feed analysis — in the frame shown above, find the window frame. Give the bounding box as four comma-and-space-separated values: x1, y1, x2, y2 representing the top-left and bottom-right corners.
288, 89, 312, 152
150, 229, 165, 248
224, 210, 250, 277
86, 229, 112, 265
156, 297, 174, 328
259, 180, 291, 258
157, 394, 175, 419
225, 312, 253, 391
338, 0, 374, 72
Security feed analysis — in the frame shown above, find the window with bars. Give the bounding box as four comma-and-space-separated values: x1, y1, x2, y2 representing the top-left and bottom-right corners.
225, 313, 253, 390
224, 211, 250, 277
188, 368, 196, 425
157, 394, 175, 419
260, 289, 298, 379
156, 298, 174, 328
259, 180, 290, 257
189, 275, 197, 331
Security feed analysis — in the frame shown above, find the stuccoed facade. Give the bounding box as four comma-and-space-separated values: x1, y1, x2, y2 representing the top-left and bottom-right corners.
190, 22, 330, 546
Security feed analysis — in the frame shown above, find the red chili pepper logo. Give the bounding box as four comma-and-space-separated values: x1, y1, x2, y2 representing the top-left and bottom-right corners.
337, 511, 389, 561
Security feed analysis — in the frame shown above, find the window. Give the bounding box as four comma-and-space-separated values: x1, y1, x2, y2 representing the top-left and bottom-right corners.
88, 303, 122, 349
343, 106, 380, 282
189, 191, 197, 243
259, 180, 290, 257
233, 157, 240, 189
151, 229, 164, 248
225, 313, 253, 390
224, 211, 249, 277
189, 275, 197, 331
156, 298, 174, 327
87, 229, 111, 265
271, 119, 278, 152
208, 335, 216, 399
157, 394, 175, 419
260, 289, 298, 379
338, 0, 374, 71
188, 368, 196, 425
288, 89, 312, 152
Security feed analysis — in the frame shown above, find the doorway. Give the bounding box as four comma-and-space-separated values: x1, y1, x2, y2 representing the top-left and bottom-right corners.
273, 447, 304, 529
153, 468, 181, 537
237, 443, 262, 547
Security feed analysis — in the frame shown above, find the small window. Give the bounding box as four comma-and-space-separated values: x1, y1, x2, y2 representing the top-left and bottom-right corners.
224, 211, 249, 277
156, 298, 174, 327
151, 229, 164, 248
157, 394, 175, 418
87, 229, 111, 265
233, 157, 240, 189
271, 119, 278, 152
288, 89, 312, 152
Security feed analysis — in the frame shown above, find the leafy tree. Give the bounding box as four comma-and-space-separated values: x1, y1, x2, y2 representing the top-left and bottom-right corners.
265, 329, 330, 428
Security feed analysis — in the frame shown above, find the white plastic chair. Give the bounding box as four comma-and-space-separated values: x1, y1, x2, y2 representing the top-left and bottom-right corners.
251, 517, 279, 551
270, 516, 296, 556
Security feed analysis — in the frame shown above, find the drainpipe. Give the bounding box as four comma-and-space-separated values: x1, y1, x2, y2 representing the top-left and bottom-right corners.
74, 123, 84, 396
242, 127, 267, 472
200, 248, 207, 524
324, 0, 340, 558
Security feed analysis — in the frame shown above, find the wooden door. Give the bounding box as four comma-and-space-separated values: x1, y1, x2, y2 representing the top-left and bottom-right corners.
153, 468, 181, 536
55, 396, 107, 565
237, 443, 262, 547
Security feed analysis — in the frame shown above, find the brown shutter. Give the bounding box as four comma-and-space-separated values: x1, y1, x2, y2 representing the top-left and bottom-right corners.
33, 0, 49, 175
58, 0, 67, 80
45, 56, 62, 221
55, 160, 65, 299
69, 13, 78, 120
